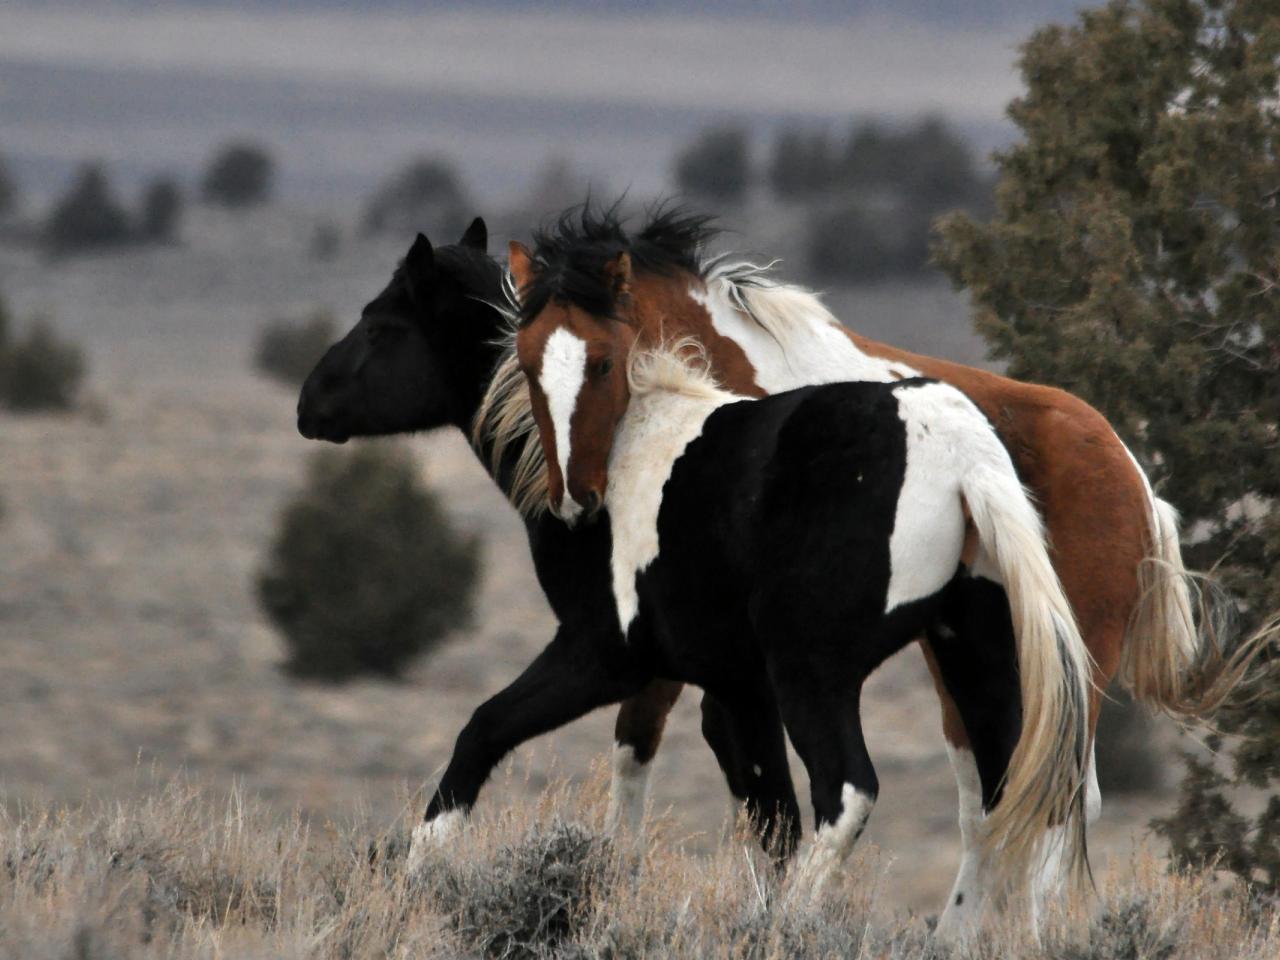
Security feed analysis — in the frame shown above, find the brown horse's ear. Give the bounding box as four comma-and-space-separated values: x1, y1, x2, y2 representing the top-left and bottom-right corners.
604, 251, 632, 300
508, 241, 536, 297
460, 217, 487, 252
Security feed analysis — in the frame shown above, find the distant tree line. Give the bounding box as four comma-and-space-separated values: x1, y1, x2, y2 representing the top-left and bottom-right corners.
673, 117, 993, 283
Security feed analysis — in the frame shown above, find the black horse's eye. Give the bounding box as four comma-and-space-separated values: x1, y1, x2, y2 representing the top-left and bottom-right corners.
593, 357, 614, 378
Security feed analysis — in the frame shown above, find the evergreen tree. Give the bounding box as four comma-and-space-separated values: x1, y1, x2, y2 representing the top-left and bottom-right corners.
934, 0, 1280, 897
202, 142, 274, 209
45, 163, 132, 256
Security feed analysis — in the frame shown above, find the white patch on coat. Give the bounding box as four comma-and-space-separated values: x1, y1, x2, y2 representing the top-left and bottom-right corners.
604, 387, 733, 631
603, 742, 650, 836
936, 745, 994, 942
537, 327, 588, 521
790, 782, 876, 904
406, 808, 466, 876
690, 279, 919, 393
884, 382, 981, 613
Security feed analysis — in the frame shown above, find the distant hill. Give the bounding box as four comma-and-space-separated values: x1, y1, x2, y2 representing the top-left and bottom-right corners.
32, 0, 1089, 29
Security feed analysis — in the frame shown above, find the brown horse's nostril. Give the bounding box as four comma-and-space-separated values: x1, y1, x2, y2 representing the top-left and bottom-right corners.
582, 490, 602, 516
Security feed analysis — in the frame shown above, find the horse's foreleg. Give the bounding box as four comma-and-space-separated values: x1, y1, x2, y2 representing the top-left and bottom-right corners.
605, 679, 683, 836
700, 690, 802, 860
409, 628, 645, 874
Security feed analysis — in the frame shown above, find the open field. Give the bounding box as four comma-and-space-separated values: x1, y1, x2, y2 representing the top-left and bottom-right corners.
0, 208, 1194, 942
4, 774, 1277, 959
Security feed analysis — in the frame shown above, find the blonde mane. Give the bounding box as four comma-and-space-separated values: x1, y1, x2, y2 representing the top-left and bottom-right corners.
470, 275, 551, 518
626, 337, 732, 402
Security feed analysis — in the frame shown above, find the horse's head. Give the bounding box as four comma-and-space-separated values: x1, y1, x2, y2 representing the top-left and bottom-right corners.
297, 218, 500, 442
511, 241, 637, 525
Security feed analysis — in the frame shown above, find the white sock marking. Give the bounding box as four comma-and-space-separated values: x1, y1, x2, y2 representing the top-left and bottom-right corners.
936, 745, 994, 942
406, 808, 466, 876
791, 783, 875, 903
604, 742, 650, 836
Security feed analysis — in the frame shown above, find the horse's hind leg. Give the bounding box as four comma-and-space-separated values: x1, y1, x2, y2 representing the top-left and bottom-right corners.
926, 574, 1023, 940
770, 674, 879, 902
606, 679, 683, 836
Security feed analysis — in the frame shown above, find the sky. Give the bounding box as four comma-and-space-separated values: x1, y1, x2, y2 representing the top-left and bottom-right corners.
0, 0, 1091, 206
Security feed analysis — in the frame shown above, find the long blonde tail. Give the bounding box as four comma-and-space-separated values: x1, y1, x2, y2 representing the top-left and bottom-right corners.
1122, 497, 1276, 718
962, 464, 1095, 894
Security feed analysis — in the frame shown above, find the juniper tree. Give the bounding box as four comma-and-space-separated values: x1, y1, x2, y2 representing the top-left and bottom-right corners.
933, 0, 1280, 895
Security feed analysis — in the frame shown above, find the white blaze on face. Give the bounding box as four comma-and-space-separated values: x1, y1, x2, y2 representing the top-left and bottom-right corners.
538, 327, 589, 521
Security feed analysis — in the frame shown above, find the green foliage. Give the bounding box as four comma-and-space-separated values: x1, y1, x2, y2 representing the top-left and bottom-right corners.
933, 0, 1280, 899
0, 310, 86, 413
674, 125, 751, 203
201, 142, 274, 209
253, 311, 337, 387
363, 157, 469, 237
139, 176, 182, 243
44, 163, 132, 256
256, 445, 480, 682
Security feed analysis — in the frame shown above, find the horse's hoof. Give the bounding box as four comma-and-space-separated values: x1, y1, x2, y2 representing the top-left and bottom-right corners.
405, 809, 467, 877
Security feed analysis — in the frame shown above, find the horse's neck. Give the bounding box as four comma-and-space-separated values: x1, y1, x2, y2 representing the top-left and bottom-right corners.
607, 390, 727, 504
684, 278, 921, 393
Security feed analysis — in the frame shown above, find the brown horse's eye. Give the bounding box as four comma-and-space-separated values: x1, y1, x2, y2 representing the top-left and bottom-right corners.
593, 357, 613, 378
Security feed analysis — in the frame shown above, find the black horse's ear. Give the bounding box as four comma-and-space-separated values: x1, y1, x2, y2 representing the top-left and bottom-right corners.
460, 217, 487, 252
404, 233, 435, 306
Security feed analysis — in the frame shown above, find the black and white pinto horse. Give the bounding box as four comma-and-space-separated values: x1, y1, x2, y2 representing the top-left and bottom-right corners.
296, 225, 805, 870
513, 328, 1095, 910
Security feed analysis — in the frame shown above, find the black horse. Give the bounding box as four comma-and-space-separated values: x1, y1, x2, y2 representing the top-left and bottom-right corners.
296, 221, 801, 865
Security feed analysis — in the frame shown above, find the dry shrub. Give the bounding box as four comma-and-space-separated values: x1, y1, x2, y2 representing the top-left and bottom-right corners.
0, 312, 86, 413
2, 772, 1278, 959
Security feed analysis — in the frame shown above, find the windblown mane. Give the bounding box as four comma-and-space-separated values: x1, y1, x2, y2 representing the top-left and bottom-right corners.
474, 201, 847, 517
626, 337, 731, 403
470, 273, 551, 517
516, 202, 718, 326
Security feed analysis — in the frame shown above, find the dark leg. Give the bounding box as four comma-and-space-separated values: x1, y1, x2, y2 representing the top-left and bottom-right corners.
605, 679, 684, 834
769, 668, 879, 900
700, 691, 802, 859
408, 628, 646, 870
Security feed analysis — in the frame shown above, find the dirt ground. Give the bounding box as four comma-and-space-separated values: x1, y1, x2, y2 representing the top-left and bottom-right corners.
0, 210, 1183, 913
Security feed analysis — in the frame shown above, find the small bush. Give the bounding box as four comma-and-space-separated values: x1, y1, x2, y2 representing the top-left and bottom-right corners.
0, 153, 18, 218
201, 141, 274, 209
423, 820, 610, 960
44, 163, 132, 256
0, 315, 86, 412
363, 157, 469, 237
139, 176, 182, 243
257, 445, 480, 681
253, 311, 336, 387
674, 125, 751, 203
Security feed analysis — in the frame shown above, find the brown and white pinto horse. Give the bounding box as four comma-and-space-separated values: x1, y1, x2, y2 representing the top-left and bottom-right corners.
487, 205, 1256, 935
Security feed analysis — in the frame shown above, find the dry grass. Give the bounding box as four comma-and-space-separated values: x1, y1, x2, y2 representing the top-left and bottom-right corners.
2, 772, 1276, 960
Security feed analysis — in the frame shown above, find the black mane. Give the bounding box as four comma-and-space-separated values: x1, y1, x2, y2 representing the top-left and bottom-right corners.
518, 202, 718, 326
